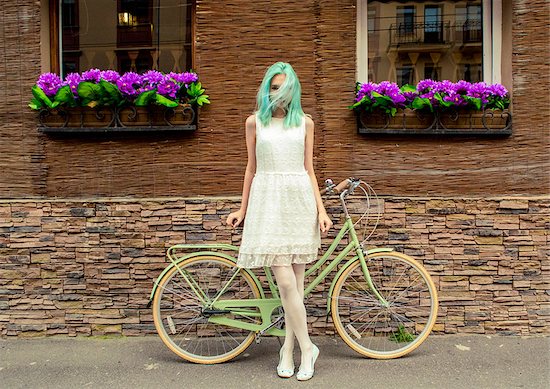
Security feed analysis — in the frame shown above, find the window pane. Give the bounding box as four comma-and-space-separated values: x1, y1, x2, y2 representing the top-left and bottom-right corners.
367, 0, 483, 85
60, 0, 192, 76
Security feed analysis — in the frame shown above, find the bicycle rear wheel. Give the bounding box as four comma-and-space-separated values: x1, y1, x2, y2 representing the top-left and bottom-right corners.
331, 252, 438, 359
152, 255, 261, 364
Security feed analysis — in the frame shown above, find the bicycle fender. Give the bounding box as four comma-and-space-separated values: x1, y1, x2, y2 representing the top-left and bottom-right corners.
147, 251, 265, 306
325, 248, 394, 315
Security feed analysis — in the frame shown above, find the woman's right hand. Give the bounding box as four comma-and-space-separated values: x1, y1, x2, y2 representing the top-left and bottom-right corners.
226, 209, 245, 230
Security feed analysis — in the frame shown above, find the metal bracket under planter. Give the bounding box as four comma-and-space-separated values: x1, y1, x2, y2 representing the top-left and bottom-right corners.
357, 108, 512, 137
38, 125, 196, 133
37, 104, 198, 134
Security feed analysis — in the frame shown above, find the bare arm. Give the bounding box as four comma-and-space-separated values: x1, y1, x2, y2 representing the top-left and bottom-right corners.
226, 115, 256, 229
304, 116, 332, 233
239, 115, 257, 214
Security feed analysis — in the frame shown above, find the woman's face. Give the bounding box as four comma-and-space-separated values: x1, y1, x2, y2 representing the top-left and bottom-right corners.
270, 73, 286, 93
269, 73, 287, 109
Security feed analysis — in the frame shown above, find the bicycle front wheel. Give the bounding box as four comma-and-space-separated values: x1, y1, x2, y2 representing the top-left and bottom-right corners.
152, 255, 261, 364
331, 252, 438, 359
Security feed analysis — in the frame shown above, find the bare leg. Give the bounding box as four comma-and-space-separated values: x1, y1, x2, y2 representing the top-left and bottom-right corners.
272, 265, 314, 372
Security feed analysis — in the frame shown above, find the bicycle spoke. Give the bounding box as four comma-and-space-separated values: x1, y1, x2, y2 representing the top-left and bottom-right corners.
332, 253, 437, 358
153, 256, 261, 363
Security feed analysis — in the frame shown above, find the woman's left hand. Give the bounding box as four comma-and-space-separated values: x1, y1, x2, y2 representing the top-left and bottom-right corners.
319, 211, 333, 234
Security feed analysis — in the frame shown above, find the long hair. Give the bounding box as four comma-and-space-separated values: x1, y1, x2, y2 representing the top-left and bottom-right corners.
255, 62, 304, 128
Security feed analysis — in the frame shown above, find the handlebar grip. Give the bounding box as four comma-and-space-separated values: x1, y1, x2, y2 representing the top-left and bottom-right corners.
320, 178, 351, 195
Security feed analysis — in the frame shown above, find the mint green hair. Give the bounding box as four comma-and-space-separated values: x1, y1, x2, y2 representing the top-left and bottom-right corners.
255, 62, 305, 128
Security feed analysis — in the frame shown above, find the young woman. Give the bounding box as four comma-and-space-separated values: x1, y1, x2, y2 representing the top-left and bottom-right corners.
226, 62, 333, 381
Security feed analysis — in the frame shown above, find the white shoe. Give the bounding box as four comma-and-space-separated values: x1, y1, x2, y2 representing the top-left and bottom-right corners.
277, 346, 295, 378
296, 344, 319, 381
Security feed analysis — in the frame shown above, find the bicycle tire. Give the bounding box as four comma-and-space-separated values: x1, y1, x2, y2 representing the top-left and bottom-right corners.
152, 255, 261, 364
331, 251, 438, 359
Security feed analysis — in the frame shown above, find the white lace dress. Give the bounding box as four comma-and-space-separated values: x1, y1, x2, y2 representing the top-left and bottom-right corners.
236, 114, 321, 268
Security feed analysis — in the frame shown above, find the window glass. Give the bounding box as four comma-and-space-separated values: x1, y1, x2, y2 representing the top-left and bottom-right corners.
367, 0, 483, 85
60, 0, 193, 76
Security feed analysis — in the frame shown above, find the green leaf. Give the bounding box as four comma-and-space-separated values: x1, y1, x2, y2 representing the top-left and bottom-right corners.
32, 85, 54, 109
28, 98, 43, 110
389, 107, 397, 117
372, 91, 393, 105
53, 85, 76, 107
412, 97, 432, 111
99, 80, 122, 106
155, 94, 179, 108
348, 96, 368, 110
433, 93, 444, 104
77, 81, 103, 106
440, 99, 453, 108
134, 90, 156, 107
465, 96, 482, 110
196, 94, 210, 106
400, 84, 417, 93
187, 82, 203, 97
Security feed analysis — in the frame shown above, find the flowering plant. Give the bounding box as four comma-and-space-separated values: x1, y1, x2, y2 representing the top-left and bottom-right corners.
350, 79, 510, 116
29, 69, 210, 111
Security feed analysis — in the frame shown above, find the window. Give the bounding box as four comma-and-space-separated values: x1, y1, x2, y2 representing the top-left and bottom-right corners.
424, 5, 443, 44
396, 6, 415, 35
397, 65, 414, 86
456, 3, 482, 43
48, 0, 194, 77
424, 63, 441, 81
356, 0, 508, 87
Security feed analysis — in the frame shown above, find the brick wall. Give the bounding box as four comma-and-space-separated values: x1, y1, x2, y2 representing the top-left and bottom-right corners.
1, 196, 548, 337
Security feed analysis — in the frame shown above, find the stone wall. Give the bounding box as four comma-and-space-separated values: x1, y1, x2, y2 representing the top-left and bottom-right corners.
1, 196, 548, 337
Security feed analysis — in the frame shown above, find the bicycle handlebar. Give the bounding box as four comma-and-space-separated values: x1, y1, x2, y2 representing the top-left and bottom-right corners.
320, 177, 358, 195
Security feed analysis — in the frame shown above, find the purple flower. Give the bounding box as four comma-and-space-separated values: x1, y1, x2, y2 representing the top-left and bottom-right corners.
81, 68, 101, 83
157, 76, 180, 99
468, 82, 490, 104
417, 79, 437, 94
36, 72, 63, 97
403, 91, 418, 104
443, 91, 467, 107
355, 82, 377, 102
100, 70, 120, 83
138, 84, 156, 94
116, 72, 142, 97
453, 80, 471, 95
63, 73, 82, 97
142, 70, 164, 86
168, 71, 198, 85
376, 81, 406, 106
487, 83, 508, 98
434, 80, 454, 94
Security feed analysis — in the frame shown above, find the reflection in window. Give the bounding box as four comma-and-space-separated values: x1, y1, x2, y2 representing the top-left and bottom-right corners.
397, 66, 414, 86
396, 6, 415, 35
424, 63, 441, 80
60, 0, 193, 76
424, 5, 443, 43
367, 0, 482, 85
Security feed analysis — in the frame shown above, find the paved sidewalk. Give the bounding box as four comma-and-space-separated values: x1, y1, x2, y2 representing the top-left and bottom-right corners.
1, 335, 548, 389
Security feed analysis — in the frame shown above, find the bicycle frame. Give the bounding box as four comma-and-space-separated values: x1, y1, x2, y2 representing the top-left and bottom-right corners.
151, 212, 393, 338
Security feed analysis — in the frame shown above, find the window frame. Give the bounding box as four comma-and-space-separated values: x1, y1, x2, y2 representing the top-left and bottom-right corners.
356, 0, 504, 85
46, 0, 196, 75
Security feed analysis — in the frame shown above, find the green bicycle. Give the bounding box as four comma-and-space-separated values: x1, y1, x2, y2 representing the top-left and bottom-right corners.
148, 177, 438, 364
